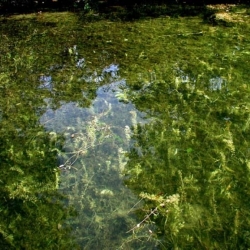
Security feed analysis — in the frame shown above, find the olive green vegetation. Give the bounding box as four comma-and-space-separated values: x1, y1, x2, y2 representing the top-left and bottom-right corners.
0, 15, 80, 249
0, 6, 250, 249
122, 8, 250, 249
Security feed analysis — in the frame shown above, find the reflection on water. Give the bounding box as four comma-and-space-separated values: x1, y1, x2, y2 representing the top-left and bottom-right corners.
40, 78, 158, 248
39, 75, 53, 90
209, 76, 226, 91
39, 59, 233, 248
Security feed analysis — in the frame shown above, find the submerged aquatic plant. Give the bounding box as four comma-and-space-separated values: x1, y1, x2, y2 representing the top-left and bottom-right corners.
124, 61, 250, 248
1, 6, 250, 249
115, 89, 130, 103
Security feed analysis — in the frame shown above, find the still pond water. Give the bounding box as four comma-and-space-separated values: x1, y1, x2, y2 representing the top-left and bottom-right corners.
0, 8, 250, 249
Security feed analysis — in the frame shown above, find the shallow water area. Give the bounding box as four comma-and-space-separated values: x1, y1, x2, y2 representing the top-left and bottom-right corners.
1, 7, 250, 249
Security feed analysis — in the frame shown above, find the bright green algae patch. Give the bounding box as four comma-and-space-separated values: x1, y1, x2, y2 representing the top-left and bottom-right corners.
0, 8, 250, 249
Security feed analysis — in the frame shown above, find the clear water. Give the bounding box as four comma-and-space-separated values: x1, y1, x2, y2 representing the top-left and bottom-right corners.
0, 8, 250, 249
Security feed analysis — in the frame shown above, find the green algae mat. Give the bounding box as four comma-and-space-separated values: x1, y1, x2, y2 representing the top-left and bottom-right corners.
0, 6, 250, 249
